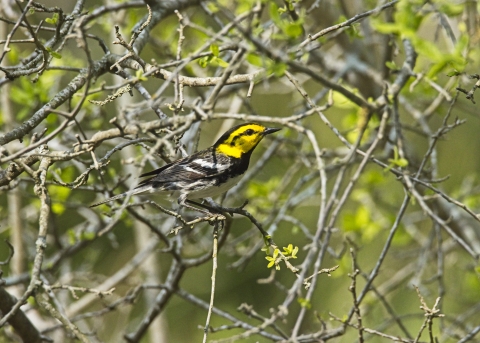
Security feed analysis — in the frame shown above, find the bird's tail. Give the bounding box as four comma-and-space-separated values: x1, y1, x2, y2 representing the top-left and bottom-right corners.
89, 186, 150, 208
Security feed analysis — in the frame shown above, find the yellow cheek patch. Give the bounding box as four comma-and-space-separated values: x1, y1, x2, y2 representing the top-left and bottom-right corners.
240, 136, 261, 151
215, 123, 267, 158
216, 143, 243, 158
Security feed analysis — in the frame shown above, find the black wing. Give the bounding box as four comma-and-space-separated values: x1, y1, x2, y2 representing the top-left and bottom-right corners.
137, 148, 233, 186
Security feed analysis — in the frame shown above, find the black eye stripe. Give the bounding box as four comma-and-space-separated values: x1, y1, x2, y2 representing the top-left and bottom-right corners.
229, 128, 258, 146
230, 135, 240, 146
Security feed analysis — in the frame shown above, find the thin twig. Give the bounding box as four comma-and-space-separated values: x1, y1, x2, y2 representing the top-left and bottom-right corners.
203, 223, 219, 343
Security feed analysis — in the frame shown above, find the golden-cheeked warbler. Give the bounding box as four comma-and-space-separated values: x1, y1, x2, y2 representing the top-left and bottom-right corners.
90, 123, 281, 213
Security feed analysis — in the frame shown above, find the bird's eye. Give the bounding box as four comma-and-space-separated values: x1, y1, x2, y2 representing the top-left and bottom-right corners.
245, 129, 254, 136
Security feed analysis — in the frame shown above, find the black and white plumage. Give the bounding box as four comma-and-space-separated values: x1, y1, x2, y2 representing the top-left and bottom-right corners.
90, 123, 280, 213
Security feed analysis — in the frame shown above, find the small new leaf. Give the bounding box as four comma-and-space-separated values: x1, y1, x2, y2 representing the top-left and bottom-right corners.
210, 44, 219, 57
135, 69, 147, 81
283, 244, 293, 255
385, 146, 408, 171
247, 53, 263, 67
447, 69, 462, 77
46, 47, 62, 59
266, 256, 275, 268
385, 61, 398, 70
291, 246, 299, 258
387, 157, 408, 168
198, 55, 212, 68
298, 297, 311, 309
216, 58, 229, 68
282, 244, 299, 258
263, 235, 272, 247
45, 13, 59, 25
273, 248, 280, 259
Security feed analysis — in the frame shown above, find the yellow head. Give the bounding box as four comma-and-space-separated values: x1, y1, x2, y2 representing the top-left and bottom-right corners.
215, 123, 281, 158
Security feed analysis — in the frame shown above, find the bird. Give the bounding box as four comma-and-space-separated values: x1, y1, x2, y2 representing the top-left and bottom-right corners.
90, 122, 281, 214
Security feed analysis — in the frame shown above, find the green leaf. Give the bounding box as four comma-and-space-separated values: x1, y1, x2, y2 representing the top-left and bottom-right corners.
269, 62, 287, 77
269, 2, 281, 25
284, 22, 303, 38
386, 146, 409, 170
285, 0, 294, 11
246, 53, 264, 67
273, 248, 280, 259
298, 298, 312, 309
198, 56, 210, 68
263, 234, 272, 247
235, 0, 257, 14
135, 69, 147, 81
210, 44, 219, 57
385, 61, 398, 70
266, 256, 275, 268
371, 1, 424, 35
215, 57, 229, 68
283, 244, 293, 255
46, 47, 62, 59
81, 231, 96, 241
387, 157, 408, 168
292, 246, 298, 258
52, 203, 65, 215
438, 1, 464, 16
45, 13, 59, 25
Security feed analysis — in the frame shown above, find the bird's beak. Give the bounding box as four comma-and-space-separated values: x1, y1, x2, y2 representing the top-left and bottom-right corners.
263, 127, 281, 135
